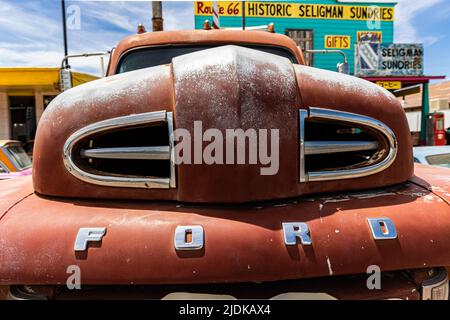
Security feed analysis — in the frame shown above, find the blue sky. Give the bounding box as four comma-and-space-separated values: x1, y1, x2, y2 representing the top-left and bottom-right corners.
0, 0, 449, 80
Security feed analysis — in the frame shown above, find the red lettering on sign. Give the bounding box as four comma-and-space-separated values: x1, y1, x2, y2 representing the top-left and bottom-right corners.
196, 2, 212, 14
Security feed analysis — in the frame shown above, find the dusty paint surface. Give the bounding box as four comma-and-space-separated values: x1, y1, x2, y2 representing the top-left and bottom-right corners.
0, 170, 449, 285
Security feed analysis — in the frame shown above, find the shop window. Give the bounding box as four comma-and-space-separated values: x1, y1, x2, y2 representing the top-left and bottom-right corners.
286, 29, 314, 66
8, 96, 36, 143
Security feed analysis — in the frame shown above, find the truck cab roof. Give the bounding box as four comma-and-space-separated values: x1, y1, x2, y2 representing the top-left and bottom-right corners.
107, 29, 305, 75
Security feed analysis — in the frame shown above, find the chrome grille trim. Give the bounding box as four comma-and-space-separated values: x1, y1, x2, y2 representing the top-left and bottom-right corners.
63, 110, 176, 189
80, 146, 170, 160
304, 141, 379, 155
299, 109, 308, 184
299, 107, 397, 183
167, 112, 176, 188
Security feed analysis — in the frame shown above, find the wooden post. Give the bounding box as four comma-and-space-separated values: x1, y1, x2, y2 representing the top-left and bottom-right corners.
152, 1, 163, 32
0, 92, 10, 139
242, 1, 246, 30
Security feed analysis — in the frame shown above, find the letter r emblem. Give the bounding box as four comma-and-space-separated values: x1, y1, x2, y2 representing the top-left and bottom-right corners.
282, 222, 312, 245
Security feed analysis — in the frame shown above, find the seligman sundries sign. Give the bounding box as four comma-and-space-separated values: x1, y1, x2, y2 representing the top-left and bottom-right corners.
355, 43, 424, 77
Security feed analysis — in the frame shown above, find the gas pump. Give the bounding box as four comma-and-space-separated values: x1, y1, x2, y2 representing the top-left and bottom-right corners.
426, 113, 446, 146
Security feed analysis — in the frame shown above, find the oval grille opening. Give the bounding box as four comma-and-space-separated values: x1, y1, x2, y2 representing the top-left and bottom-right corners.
304, 120, 386, 172
299, 107, 397, 182
63, 111, 176, 189
75, 125, 170, 177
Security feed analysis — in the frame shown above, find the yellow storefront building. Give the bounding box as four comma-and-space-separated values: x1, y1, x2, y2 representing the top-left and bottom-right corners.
0, 67, 97, 142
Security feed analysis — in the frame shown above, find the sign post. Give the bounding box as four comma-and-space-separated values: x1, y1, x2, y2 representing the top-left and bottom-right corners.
420, 82, 430, 145
212, 1, 220, 29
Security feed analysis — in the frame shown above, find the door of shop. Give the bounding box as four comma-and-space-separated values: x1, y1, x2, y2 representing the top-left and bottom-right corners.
286, 29, 314, 66
8, 96, 36, 143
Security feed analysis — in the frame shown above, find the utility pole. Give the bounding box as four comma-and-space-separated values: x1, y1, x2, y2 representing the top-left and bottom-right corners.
152, 1, 163, 32
61, 0, 69, 68
242, 1, 246, 30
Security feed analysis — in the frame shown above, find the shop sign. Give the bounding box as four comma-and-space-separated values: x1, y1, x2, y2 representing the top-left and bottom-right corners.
357, 31, 382, 43
325, 35, 351, 49
59, 69, 73, 92
376, 81, 402, 90
355, 43, 423, 76
195, 2, 394, 21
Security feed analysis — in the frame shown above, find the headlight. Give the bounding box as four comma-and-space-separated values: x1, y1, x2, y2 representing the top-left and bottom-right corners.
422, 268, 449, 300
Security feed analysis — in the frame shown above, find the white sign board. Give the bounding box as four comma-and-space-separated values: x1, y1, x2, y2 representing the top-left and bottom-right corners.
60, 69, 73, 92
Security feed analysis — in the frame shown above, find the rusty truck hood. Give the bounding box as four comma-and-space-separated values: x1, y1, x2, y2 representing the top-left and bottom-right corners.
33, 45, 413, 203
1, 165, 449, 285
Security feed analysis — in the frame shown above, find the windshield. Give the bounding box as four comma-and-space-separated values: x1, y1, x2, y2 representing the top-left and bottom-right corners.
426, 153, 450, 168
5, 145, 32, 170
117, 44, 298, 74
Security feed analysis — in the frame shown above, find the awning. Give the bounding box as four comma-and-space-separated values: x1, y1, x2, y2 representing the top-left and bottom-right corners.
0, 67, 98, 91
362, 76, 446, 84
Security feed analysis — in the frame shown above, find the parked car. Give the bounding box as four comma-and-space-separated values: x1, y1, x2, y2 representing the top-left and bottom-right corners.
0, 29, 449, 300
0, 140, 32, 180
413, 146, 450, 168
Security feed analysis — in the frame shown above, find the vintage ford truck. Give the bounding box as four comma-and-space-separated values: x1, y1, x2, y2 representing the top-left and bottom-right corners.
0, 29, 450, 300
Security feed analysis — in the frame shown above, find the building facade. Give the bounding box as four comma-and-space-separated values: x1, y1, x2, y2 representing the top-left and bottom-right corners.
0, 67, 97, 142
194, 0, 396, 74
195, 0, 447, 145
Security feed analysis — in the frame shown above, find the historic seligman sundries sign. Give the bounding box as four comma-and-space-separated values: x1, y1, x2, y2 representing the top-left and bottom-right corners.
355, 43, 424, 77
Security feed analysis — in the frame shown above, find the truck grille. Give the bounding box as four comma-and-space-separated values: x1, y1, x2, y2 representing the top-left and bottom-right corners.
63, 111, 176, 189
299, 107, 397, 182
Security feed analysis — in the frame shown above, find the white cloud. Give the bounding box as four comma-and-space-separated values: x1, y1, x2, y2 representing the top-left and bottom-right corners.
74, 1, 152, 32
395, 0, 444, 45
0, 0, 61, 42
163, 2, 194, 30
0, 1, 194, 76
2, 0, 444, 76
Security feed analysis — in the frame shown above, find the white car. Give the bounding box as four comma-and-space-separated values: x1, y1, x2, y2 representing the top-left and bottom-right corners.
413, 146, 450, 168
